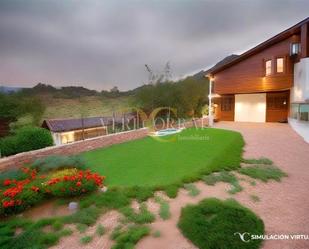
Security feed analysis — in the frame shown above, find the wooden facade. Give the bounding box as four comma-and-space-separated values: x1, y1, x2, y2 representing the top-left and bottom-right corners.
213, 36, 298, 95
209, 18, 309, 122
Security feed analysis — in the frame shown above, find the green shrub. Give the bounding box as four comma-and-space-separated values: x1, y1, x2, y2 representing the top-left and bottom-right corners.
31, 155, 86, 172
0, 127, 53, 156
0, 169, 28, 184
178, 198, 264, 249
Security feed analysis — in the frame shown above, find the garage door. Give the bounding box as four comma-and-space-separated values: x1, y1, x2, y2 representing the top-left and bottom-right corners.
235, 93, 266, 122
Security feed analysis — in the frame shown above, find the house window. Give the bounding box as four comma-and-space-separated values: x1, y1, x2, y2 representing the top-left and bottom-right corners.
290, 43, 301, 55
276, 58, 284, 73
265, 60, 272, 76
221, 96, 233, 112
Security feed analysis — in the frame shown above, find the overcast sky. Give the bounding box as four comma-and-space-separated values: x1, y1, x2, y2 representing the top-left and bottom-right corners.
0, 0, 309, 91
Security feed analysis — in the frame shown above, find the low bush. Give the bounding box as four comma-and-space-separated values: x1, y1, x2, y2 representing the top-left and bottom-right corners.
0, 127, 53, 157
31, 155, 86, 172
178, 198, 264, 249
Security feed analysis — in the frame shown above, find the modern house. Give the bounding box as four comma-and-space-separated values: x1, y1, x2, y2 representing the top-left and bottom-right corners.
42, 114, 136, 145
207, 17, 309, 143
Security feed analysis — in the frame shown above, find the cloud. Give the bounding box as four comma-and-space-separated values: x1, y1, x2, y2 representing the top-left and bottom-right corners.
0, 0, 308, 90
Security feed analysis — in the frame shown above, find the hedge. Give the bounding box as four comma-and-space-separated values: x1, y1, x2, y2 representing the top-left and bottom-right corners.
0, 127, 53, 157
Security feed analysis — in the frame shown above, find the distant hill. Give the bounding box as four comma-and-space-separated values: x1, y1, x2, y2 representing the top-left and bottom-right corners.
0, 86, 23, 94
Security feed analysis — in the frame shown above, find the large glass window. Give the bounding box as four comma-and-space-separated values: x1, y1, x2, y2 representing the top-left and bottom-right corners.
290, 103, 309, 122
265, 60, 272, 76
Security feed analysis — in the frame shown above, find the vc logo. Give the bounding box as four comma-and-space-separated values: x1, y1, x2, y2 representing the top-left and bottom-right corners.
234, 232, 251, 243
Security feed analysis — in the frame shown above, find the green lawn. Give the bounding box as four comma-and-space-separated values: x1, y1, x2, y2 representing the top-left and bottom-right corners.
83, 128, 244, 187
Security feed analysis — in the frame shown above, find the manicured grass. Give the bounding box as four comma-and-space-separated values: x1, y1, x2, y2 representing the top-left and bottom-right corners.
178, 198, 264, 249
238, 165, 287, 182
83, 128, 244, 187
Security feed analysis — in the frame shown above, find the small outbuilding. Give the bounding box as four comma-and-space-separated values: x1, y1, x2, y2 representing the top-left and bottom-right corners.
42, 114, 136, 145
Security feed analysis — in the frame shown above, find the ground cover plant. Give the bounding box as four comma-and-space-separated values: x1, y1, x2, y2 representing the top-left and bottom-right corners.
83, 128, 244, 187
184, 183, 200, 196
202, 170, 243, 194
178, 198, 264, 249
238, 165, 287, 182
154, 196, 171, 220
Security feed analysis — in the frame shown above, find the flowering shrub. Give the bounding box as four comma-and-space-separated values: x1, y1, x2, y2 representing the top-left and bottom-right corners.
0, 167, 105, 216
46, 170, 105, 197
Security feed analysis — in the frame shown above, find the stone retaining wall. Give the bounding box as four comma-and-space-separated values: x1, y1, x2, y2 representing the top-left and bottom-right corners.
0, 118, 208, 172
0, 128, 149, 171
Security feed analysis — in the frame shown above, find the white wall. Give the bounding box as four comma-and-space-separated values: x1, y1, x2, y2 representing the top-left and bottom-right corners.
288, 118, 309, 143
235, 93, 266, 122
289, 57, 309, 144
291, 57, 309, 102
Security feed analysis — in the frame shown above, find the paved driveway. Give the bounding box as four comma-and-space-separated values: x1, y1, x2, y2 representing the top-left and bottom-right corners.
215, 121, 309, 249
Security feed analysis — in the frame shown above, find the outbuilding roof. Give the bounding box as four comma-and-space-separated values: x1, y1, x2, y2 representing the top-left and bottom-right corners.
42, 114, 135, 132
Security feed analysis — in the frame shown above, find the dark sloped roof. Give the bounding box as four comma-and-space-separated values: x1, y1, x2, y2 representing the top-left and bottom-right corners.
42, 114, 135, 132
204, 54, 239, 75
208, 17, 309, 75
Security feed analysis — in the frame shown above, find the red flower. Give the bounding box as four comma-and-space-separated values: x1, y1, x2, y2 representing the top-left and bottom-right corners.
16, 200, 22, 205
3, 200, 15, 208
31, 186, 39, 192
3, 179, 11, 186
76, 181, 82, 187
